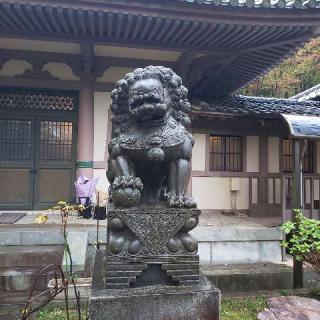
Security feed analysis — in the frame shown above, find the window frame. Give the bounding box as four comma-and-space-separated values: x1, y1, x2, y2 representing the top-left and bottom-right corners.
281, 138, 315, 174
208, 134, 243, 172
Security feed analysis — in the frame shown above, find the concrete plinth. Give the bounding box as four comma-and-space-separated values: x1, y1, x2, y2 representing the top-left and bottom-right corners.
89, 274, 220, 320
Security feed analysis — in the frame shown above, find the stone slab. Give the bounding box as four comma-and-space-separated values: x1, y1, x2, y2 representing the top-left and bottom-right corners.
192, 226, 282, 242
258, 296, 320, 320
62, 231, 88, 272
21, 230, 64, 245
89, 273, 220, 320
0, 232, 20, 246
198, 240, 282, 265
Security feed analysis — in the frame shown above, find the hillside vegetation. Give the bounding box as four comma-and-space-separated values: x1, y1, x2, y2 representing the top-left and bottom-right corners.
242, 37, 320, 98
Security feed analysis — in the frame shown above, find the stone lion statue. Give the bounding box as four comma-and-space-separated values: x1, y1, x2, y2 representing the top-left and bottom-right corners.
107, 66, 196, 208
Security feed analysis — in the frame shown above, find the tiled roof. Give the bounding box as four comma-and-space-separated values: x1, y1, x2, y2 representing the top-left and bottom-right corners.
178, 0, 320, 9
290, 84, 320, 102
191, 95, 320, 117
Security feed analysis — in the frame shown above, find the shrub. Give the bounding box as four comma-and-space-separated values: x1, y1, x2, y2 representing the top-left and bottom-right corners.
282, 210, 320, 274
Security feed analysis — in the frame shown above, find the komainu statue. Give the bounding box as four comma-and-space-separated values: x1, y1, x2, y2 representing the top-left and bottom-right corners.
103, 66, 200, 289
90, 67, 220, 320
107, 66, 196, 208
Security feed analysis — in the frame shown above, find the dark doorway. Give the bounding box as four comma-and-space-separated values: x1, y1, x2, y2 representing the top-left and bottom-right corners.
0, 89, 78, 210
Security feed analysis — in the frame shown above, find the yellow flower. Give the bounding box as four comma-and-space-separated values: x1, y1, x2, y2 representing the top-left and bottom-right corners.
34, 213, 48, 224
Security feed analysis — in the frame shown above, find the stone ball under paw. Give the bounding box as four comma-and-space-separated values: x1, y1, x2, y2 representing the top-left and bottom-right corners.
180, 234, 198, 253
127, 239, 141, 255
109, 217, 126, 231
109, 235, 125, 255
181, 217, 198, 232
112, 187, 141, 207
167, 238, 180, 253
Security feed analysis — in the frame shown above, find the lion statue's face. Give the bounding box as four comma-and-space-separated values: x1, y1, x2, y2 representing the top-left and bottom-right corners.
128, 78, 168, 124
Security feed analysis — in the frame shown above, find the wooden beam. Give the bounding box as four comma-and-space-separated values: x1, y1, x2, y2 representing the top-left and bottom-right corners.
140, 15, 153, 41
68, 7, 79, 35
48, 6, 62, 33
242, 34, 311, 54
2, 3, 25, 31
146, 16, 162, 41
115, 12, 123, 39
78, 8, 87, 35
35, 4, 53, 33
97, 11, 104, 37
0, 48, 175, 73
174, 51, 196, 85
88, 10, 96, 36
0, 75, 115, 91
25, 4, 43, 32
107, 12, 113, 38
14, 3, 36, 31
124, 14, 134, 39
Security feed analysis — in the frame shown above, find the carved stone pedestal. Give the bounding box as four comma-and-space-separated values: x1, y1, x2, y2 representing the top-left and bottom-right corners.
89, 250, 221, 320
104, 205, 201, 288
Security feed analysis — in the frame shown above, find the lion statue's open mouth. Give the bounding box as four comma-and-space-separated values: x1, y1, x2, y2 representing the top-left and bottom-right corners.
128, 78, 168, 123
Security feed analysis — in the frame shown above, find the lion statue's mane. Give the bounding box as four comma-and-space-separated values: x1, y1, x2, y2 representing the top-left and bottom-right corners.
110, 66, 192, 137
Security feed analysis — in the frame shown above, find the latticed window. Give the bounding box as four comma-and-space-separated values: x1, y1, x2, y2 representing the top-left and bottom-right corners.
40, 121, 73, 163
282, 139, 314, 173
209, 135, 242, 172
0, 119, 32, 162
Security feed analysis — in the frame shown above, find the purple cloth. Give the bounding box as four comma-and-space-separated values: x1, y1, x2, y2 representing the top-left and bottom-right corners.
75, 175, 99, 205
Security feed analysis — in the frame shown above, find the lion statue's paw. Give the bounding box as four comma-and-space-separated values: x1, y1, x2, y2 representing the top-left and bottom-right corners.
166, 194, 197, 208
111, 176, 143, 208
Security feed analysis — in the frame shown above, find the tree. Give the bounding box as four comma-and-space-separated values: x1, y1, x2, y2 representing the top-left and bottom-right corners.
242, 37, 320, 98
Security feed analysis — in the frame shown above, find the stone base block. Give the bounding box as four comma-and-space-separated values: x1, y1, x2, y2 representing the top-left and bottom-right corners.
89, 274, 220, 320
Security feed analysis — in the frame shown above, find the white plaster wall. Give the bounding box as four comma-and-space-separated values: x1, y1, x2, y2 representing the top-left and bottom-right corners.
246, 136, 259, 172
0, 59, 32, 77
95, 45, 181, 61
0, 37, 80, 54
192, 134, 206, 171
251, 178, 258, 204
192, 177, 249, 210
42, 62, 79, 81
97, 67, 134, 83
268, 137, 280, 173
94, 92, 111, 162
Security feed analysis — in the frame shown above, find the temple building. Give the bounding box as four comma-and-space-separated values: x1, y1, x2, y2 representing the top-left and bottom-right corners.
0, 0, 320, 219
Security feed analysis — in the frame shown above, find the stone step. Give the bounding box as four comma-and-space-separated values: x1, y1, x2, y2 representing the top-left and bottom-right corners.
166, 269, 197, 276
106, 264, 146, 272
162, 263, 199, 271
171, 274, 199, 281
106, 276, 136, 284
0, 246, 64, 268
179, 279, 200, 286
0, 266, 50, 292
106, 270, 142, 278
105, 283, 129, 289
202, 263, 320, 293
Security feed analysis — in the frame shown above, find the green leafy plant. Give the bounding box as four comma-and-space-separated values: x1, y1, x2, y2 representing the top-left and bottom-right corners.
282, 209, 320, 274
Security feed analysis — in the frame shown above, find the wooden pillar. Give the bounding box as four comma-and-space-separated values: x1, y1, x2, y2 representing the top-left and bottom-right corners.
76, 43, 96, 178
293, 140, 303, 289
258, 134, 268, 215
76, 81, 94, 178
